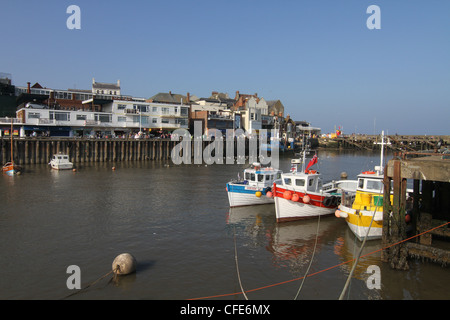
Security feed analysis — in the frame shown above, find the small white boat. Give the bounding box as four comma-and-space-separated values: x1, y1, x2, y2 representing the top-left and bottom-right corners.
226, 162, 282, 207
50, 154, 73, 170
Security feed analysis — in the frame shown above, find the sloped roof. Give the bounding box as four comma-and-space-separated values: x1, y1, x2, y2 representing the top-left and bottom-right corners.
92, 82, 120, 90
149, 92, 189, 104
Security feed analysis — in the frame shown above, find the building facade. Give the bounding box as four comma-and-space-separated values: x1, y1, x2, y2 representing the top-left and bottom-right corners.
14, 98, 189, 138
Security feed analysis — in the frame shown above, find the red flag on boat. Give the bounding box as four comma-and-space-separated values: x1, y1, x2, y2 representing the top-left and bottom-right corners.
305, 154, 318, 172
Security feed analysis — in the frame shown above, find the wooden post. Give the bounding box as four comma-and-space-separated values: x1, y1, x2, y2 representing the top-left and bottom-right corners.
381, 167, 392, 263
388, 160, 409, 270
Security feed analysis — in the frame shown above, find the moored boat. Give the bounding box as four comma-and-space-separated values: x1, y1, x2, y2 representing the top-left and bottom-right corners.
49, 154, 74, 170
226, 162, 282, 207
2, 162, 22, 176
336, 170, 385, 240
2, 119, 22, 176
335, 131, 396, 241
272, 152, 357, 222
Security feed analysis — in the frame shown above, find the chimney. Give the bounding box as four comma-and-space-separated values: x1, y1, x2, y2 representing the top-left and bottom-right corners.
27, 82, 31, 93
254, 93, 258, 97
186, 92, 190, 103
169, 91, 172, 95
92, 78, 95, 84
117, 79, 120, 87
235, 91, 240, 100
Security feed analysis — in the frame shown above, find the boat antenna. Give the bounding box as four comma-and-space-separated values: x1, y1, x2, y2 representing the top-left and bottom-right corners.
374, 130, 390, 174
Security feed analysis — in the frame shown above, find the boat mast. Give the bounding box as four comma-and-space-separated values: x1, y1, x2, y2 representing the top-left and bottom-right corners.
380, 130, 384, 173
374, 130, 390, 174
10, 118, 14, 164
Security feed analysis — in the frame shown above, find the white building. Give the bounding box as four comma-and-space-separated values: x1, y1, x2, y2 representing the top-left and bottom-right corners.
15, 99, 189, 137
241, 97, 268, 133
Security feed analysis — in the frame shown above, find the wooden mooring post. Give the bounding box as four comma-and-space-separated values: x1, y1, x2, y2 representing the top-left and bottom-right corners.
383, 154, 450, 267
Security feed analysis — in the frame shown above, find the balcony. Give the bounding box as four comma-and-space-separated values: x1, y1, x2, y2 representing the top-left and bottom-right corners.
0, 118, 22, 124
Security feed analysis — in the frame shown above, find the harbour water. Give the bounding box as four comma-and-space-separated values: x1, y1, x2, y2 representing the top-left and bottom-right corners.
0, 150, 448, 300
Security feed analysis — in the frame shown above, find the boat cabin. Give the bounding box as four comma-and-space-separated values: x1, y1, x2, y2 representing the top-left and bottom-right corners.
242, 163, 282, 188
52, 154, 70, 162
280, 172, 322, 193
357, 172, 384, 193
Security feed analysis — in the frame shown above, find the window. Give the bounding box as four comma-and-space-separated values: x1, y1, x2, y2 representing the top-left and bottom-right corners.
162, 107, 170, 115
28, 112, 40, 119
367, 179, 383, 191
117, 104, 126, 110
141, 116, 149, 125
295, 179, 305, 186
152, 118, 158, 124
358, 178, 364, 189
245, 172, 250, 180
284, 178, 292, 185
250, 173, 255, 181
181, 107, 189, 116
56, 91, 72, 100
152, 106, 158, 113
266, 175, 271, 181
258, 174, 264, 182
95, 114, 112, 123
176, 118, 187, 126
161, 118, 170, 124
50, 111, 70, 121
118, 116, 126, 122
76, 114, 87, 120
309, 179, 314, 187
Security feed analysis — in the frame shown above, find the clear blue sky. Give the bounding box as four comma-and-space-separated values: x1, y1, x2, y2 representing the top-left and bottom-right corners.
1, 0, 449, 135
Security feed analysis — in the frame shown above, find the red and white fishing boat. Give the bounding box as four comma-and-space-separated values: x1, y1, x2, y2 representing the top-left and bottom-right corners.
271, 151, 355, 222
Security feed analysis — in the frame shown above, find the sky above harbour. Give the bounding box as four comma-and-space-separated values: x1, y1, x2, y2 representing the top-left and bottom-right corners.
1, 0, 449, 135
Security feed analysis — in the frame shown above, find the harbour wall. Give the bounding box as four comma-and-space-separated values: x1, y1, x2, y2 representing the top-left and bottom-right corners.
0, 137, 267, 165
319, 135, 450, 151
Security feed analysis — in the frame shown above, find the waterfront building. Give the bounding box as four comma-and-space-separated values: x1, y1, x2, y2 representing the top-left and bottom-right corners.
190, 91, 235, 134
14, 98, 189, 138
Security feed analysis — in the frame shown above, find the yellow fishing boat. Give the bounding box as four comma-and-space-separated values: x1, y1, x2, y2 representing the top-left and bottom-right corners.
336, 170, 389, 240
335, 131, 391, 241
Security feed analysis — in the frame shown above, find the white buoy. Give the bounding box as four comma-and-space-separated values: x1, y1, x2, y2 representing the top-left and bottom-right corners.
112, 253, 137, 276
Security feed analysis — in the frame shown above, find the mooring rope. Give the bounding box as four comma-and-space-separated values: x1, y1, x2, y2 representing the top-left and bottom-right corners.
233, 226, 249, 300
188, 220, 450, 300
63, 265, 120, 299
293, 214, 321, 300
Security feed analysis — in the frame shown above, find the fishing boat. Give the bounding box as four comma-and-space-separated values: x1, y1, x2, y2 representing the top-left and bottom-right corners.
49, 154, 74, 170
336, 131, 391, 241
271, 151, 357, 222
226, 162, 282, 207
2, 120, 22, 176
2, 161, 22, 176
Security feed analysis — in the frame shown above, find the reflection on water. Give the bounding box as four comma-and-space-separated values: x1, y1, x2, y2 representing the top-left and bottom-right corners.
0, 151, 448, 300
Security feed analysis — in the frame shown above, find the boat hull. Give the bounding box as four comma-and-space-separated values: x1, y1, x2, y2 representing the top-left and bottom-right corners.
274, 196, 335, 222
226, 183, 273, 207
50, 163, 73, 170
338, 204, 383, 241
273, 185, 338, 222
2, 163, 21, 176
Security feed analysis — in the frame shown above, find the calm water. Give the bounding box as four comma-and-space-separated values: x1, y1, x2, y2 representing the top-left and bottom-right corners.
0, 150, 448, 300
